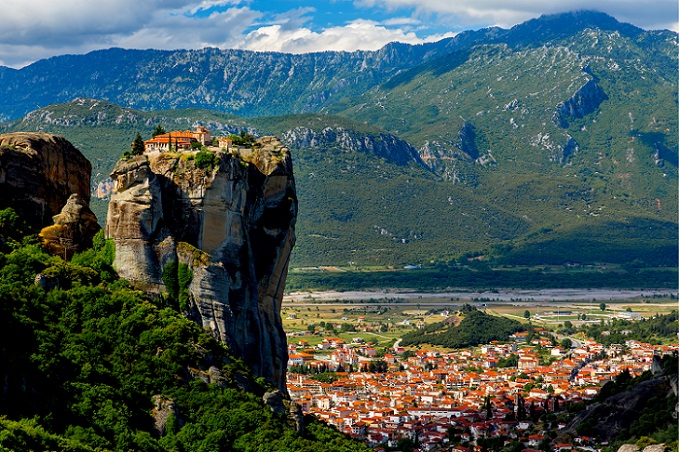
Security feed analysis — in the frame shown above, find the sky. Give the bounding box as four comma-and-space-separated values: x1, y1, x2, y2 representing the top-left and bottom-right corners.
1, 0, 677, 69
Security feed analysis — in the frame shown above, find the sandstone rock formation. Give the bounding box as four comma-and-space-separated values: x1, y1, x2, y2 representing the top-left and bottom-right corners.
0, 132, 92, 231
39, 193, 101, 259
106, 137, 297, 392
617, 444, 671, 452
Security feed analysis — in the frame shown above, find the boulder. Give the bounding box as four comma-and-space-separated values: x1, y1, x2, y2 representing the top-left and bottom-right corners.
617, 445, 640, 452
263, 390, 286, 415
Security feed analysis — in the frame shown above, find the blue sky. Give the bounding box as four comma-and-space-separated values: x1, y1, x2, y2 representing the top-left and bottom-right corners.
0, 0, 677, 68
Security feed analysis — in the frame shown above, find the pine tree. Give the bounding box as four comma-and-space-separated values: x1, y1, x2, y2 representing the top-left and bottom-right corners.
152, 125, 166, 138
131, 133, 145, 155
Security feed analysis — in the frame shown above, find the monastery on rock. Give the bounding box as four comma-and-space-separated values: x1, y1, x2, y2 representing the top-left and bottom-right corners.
143, 126, 233, 153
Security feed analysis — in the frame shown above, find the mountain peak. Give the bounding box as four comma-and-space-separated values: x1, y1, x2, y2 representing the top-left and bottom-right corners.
505, 10, 643, 46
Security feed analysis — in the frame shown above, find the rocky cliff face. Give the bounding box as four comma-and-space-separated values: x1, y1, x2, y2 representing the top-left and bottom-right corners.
0, 132, 92, 231
566, 358, 678, 442
553, 78, 608, 128
280, 126, 423, 166
105, 137, 297, 392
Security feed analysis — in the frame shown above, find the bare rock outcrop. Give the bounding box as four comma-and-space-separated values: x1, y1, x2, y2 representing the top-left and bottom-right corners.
618, 445, 640, 452
39, 193, 101, 259
553, 78, 608, 128
105, 137, 297, 392
151, 395, 180, 437
617, 445, 671, 452
566, 372, 676, 441
0, 132, 92, 231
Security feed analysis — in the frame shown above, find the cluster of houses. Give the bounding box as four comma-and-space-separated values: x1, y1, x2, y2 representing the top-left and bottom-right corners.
286, 333, 678, 451
142, 126, 234, 153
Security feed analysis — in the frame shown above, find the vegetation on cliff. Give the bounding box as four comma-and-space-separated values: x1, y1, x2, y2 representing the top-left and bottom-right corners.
572, 354, 678, 451
0, 208, 368, 452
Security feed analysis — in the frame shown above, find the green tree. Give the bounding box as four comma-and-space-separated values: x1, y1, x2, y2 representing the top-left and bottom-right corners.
523, 310, 530, 319
599, 302, 606, 311
0, 207, 29, 241
194, 150, 217, 170
0, 210, 374, 452
152, 125, 166, 138
131, 133, 145, 155
396, 437, 415, 452
162, 261, 179, 300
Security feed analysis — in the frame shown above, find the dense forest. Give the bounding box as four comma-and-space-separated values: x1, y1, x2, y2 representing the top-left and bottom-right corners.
0, 208, 369, 452
286, 265, 677, 292
400, 305, 524, 348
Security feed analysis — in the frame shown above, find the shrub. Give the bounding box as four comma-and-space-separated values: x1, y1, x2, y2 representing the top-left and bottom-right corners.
194, 151, 217, 171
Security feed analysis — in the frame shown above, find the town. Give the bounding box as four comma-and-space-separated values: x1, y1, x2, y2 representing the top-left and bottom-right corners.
285, 305, 678, 452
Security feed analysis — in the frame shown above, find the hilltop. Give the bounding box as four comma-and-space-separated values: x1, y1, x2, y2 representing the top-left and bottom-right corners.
0, 133, 368, 451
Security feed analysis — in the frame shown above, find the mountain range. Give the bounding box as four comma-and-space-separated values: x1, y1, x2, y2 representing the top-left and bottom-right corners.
1, 10, 676, 268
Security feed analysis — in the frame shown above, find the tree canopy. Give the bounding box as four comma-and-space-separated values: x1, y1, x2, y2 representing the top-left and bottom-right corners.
131, 132, 145, 155
0, 208, 370, 452
152, 125, 166, 138
400, 306, 524, 348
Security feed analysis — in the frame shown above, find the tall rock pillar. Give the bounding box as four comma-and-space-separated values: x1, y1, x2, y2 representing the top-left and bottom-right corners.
105, 137, 297, 392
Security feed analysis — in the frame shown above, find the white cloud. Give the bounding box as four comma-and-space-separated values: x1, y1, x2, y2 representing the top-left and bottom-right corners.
116, 6, 262, 50
266, 7, 317, 30
235, 19, 455, 54
381, 17, 421, 26
0, 0, 198, 45
360, 0, 679, 31
187, 0, 246, 15
0, 1, 261, 67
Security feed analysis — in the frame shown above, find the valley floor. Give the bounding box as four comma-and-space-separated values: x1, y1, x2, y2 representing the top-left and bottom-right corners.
284, 288, 676, 303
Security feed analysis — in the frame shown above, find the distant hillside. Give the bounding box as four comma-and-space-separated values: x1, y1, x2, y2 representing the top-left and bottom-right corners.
0, 44, 439, 121
1, 11, 676, 269
2, 97, 676, 269
2, 12, 672, 123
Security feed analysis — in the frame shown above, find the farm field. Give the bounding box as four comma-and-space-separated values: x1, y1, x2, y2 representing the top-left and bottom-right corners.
282, 291, 677, 348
